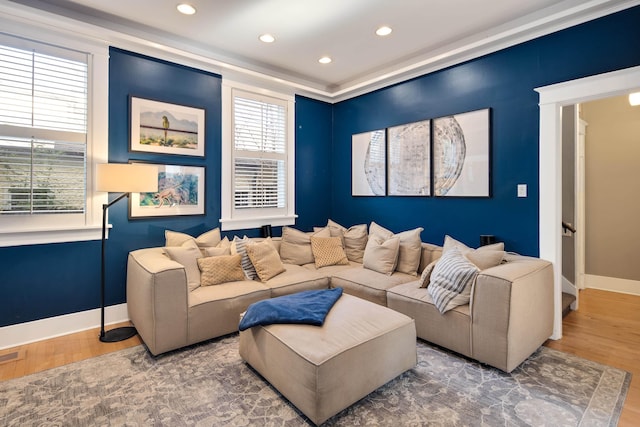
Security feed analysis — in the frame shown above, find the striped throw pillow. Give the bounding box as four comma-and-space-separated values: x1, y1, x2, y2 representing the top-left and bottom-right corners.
427, 247, 479, 313
232, 236, 258, 280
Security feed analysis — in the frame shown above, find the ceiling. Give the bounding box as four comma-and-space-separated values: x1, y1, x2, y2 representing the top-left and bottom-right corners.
5, 0, 637, 100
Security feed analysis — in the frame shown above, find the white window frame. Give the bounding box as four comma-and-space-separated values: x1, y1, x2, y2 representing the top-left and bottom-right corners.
221, 80, 296, 231
0, 16, 109, 247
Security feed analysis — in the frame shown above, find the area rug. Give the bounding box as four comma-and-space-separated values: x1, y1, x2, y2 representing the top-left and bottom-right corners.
0, 334, 630, 426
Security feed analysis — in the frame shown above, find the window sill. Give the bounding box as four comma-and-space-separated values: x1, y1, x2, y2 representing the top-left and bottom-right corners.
0, 224, 106, 247
220, 215, 297, 232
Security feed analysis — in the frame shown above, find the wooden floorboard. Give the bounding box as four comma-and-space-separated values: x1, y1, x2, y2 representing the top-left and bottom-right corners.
545, 288, 640, 427
1, 290, 639, 425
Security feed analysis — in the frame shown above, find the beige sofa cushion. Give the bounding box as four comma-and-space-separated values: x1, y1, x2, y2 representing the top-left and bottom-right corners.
163, 241, 202, 292
165, 228, 222, 249
246, 238, 286, 282
280, 227, 330, 265
393, 227, 424, 276
197, 254, 246, 286
369, 222, 424, 275
310, 236, 349, 268
363, 235, 400, 275
326, 220, 368, 263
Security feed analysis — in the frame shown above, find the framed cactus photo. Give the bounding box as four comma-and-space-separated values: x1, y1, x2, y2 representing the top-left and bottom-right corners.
130, 96, 205, 157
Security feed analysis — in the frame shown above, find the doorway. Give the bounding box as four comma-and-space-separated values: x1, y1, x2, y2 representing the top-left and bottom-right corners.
536, 65, 640, 340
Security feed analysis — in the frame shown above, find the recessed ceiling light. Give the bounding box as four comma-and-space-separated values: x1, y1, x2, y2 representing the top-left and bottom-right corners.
376, 26, 392, 36
629, 92, 640, 106
259, 34, 276, 43
177, 4, 196, 15
318, 56, 332, 64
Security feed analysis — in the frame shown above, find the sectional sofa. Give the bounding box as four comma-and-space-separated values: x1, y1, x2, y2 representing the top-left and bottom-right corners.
126, 221, 553, 373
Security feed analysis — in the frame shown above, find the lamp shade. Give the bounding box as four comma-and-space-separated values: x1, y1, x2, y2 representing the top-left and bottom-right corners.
96, 163, 158, 193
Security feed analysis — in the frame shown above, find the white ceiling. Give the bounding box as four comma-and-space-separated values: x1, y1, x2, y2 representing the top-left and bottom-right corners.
6, 0, 638, 100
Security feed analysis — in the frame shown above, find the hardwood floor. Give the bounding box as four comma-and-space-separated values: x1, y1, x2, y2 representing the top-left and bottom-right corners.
0, 322, 141, 381
545, 289, 640, 426
1, 289, 639, 425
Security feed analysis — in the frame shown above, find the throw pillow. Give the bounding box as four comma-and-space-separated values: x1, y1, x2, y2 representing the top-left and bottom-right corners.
442, 235, 505, 270
369, 221, 394, 240
163, 245, 202, 292
362, 235, 400, 275
204, 246, 230, 257
393, 227, 424, 276
165, 227, 222, 249
197, 254, 246, 286
279, 227, 331, 265
418, 259, 438, 288
310, 236, 350, 268
443, 235, 504, 253
231, 236, 258, 280
327, 220, 368, 263
427, 247, 479, 314
245, 238, 286, 282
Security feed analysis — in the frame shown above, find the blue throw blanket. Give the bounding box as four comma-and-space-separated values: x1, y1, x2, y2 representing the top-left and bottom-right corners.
238, 287, 343, 331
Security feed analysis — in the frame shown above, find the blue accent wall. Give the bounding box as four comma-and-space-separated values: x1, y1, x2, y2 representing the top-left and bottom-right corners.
1, 6, 639, 328
332, 6, 640, 255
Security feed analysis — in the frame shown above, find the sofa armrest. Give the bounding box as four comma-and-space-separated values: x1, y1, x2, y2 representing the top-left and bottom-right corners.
126, 247, 189, 355
470, 255, 554, 372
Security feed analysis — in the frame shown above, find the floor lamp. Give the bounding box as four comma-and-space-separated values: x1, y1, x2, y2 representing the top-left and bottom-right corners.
96, 163, 158, 342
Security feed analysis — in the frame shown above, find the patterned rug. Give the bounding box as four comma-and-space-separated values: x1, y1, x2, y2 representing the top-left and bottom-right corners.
0, 334, 630, 426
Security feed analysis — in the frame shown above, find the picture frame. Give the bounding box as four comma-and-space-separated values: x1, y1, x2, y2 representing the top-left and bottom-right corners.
130, 97, 205, 157
129, 163, 205, 218
387, 119, 431, 196
433, 108, 491, 197
351, 129, 386, 196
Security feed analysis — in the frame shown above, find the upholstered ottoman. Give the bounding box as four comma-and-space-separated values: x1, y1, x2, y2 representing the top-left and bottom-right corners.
239, 293, 417, 425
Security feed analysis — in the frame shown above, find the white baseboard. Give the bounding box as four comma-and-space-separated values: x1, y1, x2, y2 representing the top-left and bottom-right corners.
584, 274, 640, 296
0, 304, 129, 350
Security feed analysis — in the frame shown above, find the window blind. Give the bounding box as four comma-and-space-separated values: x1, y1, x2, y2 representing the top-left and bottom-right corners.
232, 92, 287, 210
0, 40, 88, 214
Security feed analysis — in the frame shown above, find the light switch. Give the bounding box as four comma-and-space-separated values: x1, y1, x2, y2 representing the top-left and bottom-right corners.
517, 184, 527, 198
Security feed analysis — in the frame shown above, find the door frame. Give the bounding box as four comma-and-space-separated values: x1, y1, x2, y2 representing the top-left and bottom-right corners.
536, 65, 640, 340
575, 117, 587, 291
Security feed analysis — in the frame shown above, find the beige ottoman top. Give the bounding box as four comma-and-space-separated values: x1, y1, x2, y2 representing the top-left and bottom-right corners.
253, 293, 415, 365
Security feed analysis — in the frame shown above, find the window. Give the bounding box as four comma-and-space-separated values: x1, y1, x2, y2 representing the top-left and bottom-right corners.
0, 28, 109, 246
221, 81, 296, 230
0, 42, 87, 214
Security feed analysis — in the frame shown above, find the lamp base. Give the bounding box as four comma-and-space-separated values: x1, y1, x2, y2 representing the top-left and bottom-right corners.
99, 326, 137, 343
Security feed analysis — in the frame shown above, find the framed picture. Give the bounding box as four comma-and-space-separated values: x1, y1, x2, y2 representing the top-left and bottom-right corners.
130, 97, 205, 157
433, 108, 491, 197
129, 163, 205, 218
387, 119, 431, 196
352, 130, 386, 196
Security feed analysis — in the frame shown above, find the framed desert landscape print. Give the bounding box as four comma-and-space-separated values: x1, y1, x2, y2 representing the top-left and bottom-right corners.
433, 108, 491, 197
129, 163, 205, 218
130, 97, 205, 157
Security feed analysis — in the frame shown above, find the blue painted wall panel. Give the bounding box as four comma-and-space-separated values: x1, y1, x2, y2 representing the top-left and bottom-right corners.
332, 6, 640, 255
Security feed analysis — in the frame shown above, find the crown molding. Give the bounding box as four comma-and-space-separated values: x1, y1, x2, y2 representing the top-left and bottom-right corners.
2, 0, 639, 103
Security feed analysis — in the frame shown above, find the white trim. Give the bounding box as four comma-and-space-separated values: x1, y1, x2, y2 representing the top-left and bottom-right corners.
0, 16, 110, 247
220, 80, 297, 232
585, 274, 640, 296
0, 303, 129, 350
536, 65, 640, 340
0, 0, 637, 103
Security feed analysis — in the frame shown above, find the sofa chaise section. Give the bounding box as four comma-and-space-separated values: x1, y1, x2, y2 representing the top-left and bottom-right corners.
387, 254, 554, 372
